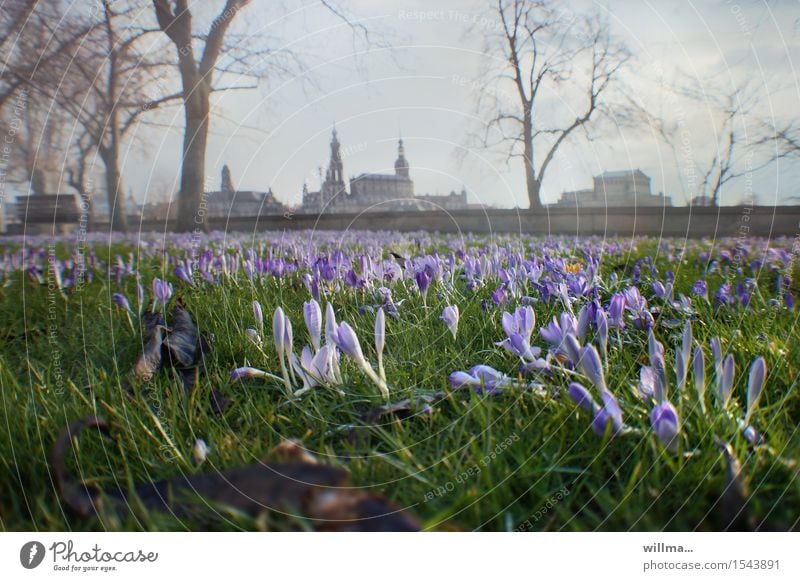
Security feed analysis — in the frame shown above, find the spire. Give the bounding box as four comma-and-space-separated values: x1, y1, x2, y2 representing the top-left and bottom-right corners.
395, 134, 409, 178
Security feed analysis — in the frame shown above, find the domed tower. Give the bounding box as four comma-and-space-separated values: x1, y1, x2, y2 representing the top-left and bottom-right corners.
394, 137, 410, 179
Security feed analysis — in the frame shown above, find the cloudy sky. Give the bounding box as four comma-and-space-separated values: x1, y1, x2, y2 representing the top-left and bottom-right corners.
124, 0, 800, 209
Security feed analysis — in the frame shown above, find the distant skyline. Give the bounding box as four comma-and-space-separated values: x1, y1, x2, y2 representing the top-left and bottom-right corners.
117, 0, 800, 209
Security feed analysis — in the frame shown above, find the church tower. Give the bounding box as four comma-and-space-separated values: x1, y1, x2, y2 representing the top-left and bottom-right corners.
221, 164, 235, 193
394, 137, 410, 179
321, 127, 347, 205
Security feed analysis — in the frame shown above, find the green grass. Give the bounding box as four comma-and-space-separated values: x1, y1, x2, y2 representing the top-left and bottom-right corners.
0, 234, 798, 531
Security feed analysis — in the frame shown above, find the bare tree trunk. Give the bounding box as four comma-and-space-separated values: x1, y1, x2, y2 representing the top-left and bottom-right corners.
177, 85, 210, 232
99, 145, 128, 232
523, 116, 541, 210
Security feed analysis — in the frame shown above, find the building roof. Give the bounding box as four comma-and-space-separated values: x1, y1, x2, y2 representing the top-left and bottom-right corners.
596, 169, 649, 180
351, 173, 410, 182
207, 190, 267, 202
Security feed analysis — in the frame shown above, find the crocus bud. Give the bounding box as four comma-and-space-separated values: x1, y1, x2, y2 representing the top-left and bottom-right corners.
650, 401, 680, 454
136, 283, 145, 309
246, 328, 261, 346
335, 322, 366, 365
563, 333, 583, 367
675, 346, 687, 392
745, 356, 766, 424
638, 366, 656, 400
273, 307, 286, 354
176, 265, 193, 286
303, 299, 322, 351
284, 316, 293, 354
693, 344, 706, 412
568, 382, 597, 413
253, 300, 263, 332
468, 365, 510, 395
192, 438, 210, 465
595, 308, 609, 354
230, 366, 268, 382
651, 351, 668, 403
577, 303, 590, 342
441, 305, 460, 339
152, 278, 173, 306
579, 344, 606, 392
718, 354, 735, 407
112, 293, 131, 312
681, 320, 692, 367
415, 270, 431, 297
590, 389, 623, 438
711, 337, 723, 394
325, 303, 338, 346
375, 307, 386, 358
449, 371, 479, 389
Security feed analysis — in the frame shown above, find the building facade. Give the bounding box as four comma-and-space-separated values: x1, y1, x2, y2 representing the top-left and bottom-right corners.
204, 165, 286, 219
555, 169, 672, 208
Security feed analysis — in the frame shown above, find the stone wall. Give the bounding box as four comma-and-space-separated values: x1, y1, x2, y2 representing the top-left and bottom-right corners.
7, 205, 800, 239
203, 205, 800, 239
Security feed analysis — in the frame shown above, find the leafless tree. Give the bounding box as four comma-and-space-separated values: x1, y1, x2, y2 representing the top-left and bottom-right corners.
0, 2, 79, 198
3, 1, 178, 231
152, 0, 371, 232
476, 0, 630, 209
661, 80, 778, 207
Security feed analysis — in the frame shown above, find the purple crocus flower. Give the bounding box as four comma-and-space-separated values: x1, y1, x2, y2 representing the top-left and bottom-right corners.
112, 293, 131, 312
414, 270, 431, 298
608, 293, 626, 328
467, 365, 511, 395
491, 285, 508, 305
539, 312, 578, 349
692, 279, 708, 298
152, 278, 173, 307
441, 305, 460, 339
502, 305, 536, 343
714, 283, 734, 307
650, 401, 680, 453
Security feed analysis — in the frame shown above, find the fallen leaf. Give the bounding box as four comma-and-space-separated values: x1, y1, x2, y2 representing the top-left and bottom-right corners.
52, 417, 420, 532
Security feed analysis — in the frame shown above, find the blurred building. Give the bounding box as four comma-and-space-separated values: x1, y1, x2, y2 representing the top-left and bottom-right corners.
204, 165, 286, 218
555, 169, 672, 207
